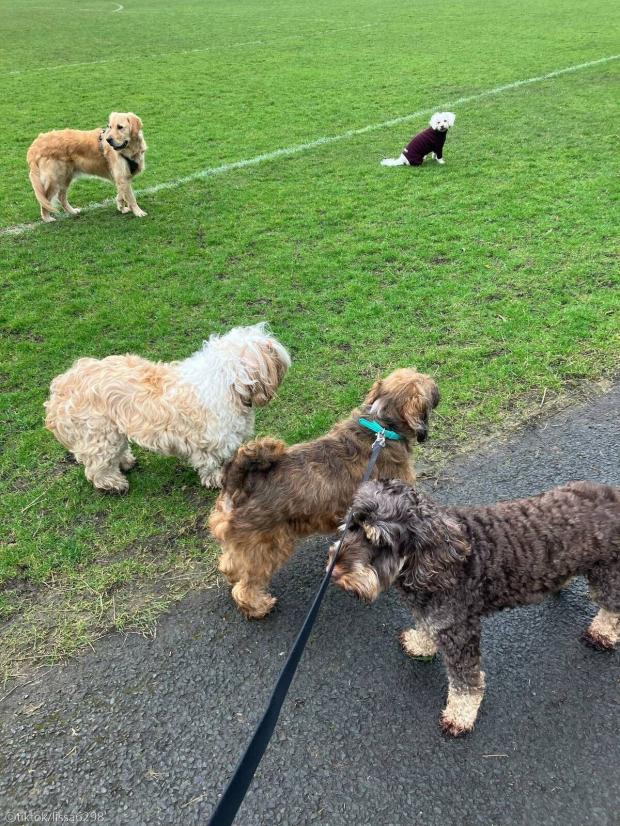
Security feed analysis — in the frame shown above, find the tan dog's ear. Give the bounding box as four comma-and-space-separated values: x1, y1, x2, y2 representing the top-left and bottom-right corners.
127, 113, 143, 136
402, 378, 439, 442
427, 379, 440, 411
365, 378, 383, 408
236, 341, 289, 408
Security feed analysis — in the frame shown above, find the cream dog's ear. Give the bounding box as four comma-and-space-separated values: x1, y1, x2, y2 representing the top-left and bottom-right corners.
127, 113, 143, 136
445, 112, 456, 127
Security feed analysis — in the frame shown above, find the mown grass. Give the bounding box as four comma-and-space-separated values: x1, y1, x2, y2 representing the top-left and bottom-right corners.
1, 0, 618, 676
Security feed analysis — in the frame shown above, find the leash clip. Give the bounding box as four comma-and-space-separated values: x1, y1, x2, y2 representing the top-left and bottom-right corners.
372, 430, 386, 448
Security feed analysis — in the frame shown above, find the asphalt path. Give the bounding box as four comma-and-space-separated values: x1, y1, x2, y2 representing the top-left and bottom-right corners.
1, 386, 619, 825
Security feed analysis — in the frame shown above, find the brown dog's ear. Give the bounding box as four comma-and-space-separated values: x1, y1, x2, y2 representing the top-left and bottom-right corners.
402, 512, 470, 591
361, 520, 401, 547
349, 485, 401, 548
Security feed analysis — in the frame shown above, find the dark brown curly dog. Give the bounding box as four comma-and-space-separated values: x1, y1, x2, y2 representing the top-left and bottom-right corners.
209, 369, 439, 618
329, 479, 620, 735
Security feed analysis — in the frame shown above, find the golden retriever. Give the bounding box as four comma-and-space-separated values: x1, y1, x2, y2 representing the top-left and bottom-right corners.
27, 112, 147, 223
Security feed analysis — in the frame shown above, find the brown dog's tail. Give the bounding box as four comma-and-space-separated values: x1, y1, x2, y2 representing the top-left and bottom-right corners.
222, 438, 287, 494
28, 163, 56, 213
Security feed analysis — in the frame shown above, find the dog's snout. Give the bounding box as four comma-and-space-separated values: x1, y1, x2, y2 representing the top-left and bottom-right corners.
416, 424, 428, 443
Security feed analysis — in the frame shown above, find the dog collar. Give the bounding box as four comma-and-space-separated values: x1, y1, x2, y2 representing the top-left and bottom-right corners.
358, 418, 402, 441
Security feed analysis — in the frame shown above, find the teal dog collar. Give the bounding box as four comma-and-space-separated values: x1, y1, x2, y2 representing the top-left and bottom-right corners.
358, 418, 403, 441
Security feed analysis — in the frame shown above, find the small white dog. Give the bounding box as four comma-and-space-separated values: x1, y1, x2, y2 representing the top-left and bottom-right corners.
44, 323, 291, 493
381, 112, 456, 167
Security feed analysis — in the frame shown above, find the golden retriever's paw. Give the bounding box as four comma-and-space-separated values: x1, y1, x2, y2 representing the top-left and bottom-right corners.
41, 214, 56, 223
132, 207, 148, 218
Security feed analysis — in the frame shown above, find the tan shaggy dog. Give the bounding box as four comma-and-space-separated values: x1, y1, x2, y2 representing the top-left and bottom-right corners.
45, 324, 291, 493
27, 112, 147, 222
210, 368, 440, 618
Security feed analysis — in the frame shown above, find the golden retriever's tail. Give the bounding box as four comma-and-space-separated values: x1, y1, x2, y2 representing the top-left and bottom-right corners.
28, 164, 56, 213
222, 438, 287, 494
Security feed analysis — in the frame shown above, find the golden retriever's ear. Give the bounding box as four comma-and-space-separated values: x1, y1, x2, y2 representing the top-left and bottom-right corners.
128, 113, 143, 136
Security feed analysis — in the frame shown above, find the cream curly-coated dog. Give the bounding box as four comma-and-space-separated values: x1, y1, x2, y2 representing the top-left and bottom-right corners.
27, 112, 147, 223
44, 324, 291, 493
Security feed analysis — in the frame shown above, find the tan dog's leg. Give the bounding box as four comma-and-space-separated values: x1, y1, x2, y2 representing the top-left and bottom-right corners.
191, 453, 225, 488
119, 447, 137, 472
76, 433, 131, 493
39, 180, 57, 223
223, 531, 294, 619
114, 175, 147, 217
58, 189, 81, 216
116, 193, 130, 214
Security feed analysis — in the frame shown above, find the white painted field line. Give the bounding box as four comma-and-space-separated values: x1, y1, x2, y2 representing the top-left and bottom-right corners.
27, 2, 124, 11
6, 24, 374, 77
2, 54, 617, 239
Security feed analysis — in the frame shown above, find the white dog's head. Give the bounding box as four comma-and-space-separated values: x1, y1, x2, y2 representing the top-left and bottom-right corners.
429, 112, 456, 132
198, 323, 291, 409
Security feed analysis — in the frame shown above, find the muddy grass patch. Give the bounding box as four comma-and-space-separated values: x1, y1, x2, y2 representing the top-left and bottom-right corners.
0, 529, 218, 685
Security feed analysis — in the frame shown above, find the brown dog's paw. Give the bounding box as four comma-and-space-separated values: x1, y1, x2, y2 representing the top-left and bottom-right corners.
439, 714, 471, 737
399, 628, 437, 659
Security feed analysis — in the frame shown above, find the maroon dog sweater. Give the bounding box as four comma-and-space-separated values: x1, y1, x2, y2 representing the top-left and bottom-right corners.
403, 127, 447, 166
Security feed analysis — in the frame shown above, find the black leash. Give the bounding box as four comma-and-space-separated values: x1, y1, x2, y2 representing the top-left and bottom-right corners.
206, 432, 388, 826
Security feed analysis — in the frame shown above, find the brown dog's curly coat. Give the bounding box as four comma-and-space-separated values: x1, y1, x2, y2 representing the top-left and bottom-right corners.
209, 369, 440, 618
330, 479, 620, 735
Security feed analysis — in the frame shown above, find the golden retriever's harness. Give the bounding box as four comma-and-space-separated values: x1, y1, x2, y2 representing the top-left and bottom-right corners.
98, 128, 140, 177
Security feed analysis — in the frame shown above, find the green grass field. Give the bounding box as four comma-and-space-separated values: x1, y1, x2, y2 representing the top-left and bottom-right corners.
1, 0, 618, 676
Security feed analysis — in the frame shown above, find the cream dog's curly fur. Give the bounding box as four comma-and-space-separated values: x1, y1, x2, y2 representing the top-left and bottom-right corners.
44, 323, 291, 493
